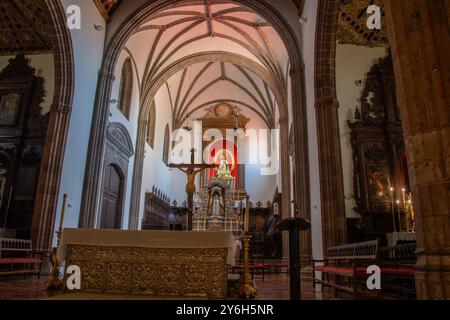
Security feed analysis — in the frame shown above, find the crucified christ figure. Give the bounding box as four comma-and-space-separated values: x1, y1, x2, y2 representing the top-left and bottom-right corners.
168, 149, 217, 230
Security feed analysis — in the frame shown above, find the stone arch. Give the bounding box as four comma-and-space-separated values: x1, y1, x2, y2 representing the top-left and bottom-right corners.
314, 0, 347, 250
80, 0, 309, 241
30, 0, 75, 252
128, 51, 291, 228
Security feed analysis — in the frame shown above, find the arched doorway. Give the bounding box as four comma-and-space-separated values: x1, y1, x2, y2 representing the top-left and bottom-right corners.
100, 164, 124, 229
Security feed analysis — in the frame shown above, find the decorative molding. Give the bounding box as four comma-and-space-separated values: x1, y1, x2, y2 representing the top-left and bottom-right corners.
337, 0, 388, 47
106, 122, 134, 159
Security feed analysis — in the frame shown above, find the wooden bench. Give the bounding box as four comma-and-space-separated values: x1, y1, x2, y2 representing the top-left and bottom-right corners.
0, 238, 42, 280
312, 240, 379, 298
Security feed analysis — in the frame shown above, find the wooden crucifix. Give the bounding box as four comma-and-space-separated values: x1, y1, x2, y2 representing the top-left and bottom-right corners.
168, 148, 216, 231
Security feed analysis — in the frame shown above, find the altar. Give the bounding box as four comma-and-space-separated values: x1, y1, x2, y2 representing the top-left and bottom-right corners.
57, 229, 236, 298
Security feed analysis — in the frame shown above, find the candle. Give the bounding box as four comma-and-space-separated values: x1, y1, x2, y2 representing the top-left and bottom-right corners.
396, 200, 401, 232
245, 195, 250, 233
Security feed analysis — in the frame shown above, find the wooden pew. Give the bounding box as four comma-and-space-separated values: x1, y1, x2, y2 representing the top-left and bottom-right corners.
312, 240, 379, 298
0, 238, 42, 280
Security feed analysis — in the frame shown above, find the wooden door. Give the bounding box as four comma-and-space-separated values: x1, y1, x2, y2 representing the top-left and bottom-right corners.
100, 164, 123, 229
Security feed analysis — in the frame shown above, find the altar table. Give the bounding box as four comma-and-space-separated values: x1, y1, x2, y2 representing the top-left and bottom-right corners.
57, 229, 237, 298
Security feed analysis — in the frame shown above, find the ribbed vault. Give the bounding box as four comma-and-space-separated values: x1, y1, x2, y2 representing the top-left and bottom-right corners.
121, 1, 289, 128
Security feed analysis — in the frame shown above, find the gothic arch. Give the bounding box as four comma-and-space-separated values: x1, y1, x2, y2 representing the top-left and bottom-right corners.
30, 0, 75, 251
80, 0, 309, 238
129, 51, 292, 228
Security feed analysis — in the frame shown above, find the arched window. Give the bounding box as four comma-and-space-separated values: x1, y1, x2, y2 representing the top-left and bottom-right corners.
118, 58, 133, 119
147, 101, 156, 149
162, 124, 170, 165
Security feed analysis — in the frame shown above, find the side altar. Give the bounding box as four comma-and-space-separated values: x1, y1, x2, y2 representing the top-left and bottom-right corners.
57, 229, 236, 299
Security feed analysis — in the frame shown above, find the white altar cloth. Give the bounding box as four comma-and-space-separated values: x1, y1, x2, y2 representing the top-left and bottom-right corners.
57, 229, 237, 266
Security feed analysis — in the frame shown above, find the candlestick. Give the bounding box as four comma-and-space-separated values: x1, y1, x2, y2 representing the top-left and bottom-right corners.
245, 195, 250, 233
396, 200, 401, 232
46, 193, 68, 291
390, 187, 396, 232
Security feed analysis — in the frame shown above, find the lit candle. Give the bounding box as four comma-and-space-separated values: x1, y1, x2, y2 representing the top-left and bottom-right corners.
396, 200, 401, 232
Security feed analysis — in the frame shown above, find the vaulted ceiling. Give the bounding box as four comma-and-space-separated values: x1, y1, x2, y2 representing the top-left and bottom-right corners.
95, 1, 303, 20
120, 1, 290, 129
0, 0, 53, 55
337, 0, 388, 47
165, 61, 277, 128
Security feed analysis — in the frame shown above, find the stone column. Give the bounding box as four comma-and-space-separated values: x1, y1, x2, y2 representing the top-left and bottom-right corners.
315, 0, 347, 250
79, 70, 115, 228
315, 98, 347, 249
385, 0, 450, 299
291, 67, 312, 265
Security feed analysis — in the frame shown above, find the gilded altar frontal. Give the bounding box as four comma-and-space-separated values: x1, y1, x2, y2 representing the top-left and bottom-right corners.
0, 0, 449, 310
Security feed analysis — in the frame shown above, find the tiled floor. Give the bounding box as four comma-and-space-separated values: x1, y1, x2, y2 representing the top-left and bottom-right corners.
0, 274, 340, 300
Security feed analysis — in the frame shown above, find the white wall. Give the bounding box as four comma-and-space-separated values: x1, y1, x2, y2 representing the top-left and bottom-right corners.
300, 0, 323, 261
336, 44, 386, 218
244, 115, 277, 204
54, 0, 106, 245
0, 54, 55, 114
